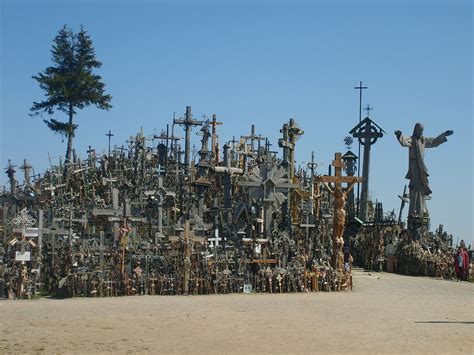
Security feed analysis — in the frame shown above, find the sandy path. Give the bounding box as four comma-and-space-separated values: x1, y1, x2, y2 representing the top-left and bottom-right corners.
1, 269, 472, 354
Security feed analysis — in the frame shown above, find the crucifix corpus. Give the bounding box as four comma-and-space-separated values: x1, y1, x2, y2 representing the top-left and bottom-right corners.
315, 153, 362, 272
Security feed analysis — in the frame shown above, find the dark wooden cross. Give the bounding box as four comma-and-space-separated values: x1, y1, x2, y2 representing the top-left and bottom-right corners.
316, 153, 362, 189
398, 185, 409, 223
45, 152, 55, 169
173, 106, 203, 171
19, 159, 32, 185
241, 124, 265, 153
106, 130, 114, 155
211, 114, 223, 163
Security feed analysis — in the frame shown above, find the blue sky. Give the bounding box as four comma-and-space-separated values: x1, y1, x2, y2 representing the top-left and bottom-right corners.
1, 0, 472, 245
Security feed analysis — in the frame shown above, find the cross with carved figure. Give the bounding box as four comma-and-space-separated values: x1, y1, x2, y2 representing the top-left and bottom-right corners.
316, 153, 363, 189
315, 153, 363, 271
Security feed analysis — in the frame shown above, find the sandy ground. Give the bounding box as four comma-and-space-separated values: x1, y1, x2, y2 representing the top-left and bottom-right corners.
1, 269, 473, 354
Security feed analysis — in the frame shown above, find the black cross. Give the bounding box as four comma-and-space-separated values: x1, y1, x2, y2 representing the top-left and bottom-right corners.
106, 130, 114, 155
354, 81, 368, 214
354, 81, 368, 123
364, 104, 373, 117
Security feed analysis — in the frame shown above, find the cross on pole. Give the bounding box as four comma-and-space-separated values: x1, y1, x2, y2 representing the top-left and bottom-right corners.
106, 130, 114, 155
350, 117, 384, 220
354, 81, 368, 124
354, 81, 368, 220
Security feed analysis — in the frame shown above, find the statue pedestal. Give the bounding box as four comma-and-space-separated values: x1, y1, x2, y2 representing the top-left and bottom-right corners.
408, 215, 430, 240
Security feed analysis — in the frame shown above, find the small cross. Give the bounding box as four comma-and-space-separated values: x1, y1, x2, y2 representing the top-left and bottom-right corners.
364, 104, 373, 117
46, 153, 55, 169
156, 164, 166, 175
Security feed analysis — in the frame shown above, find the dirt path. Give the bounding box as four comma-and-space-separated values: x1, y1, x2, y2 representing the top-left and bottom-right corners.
1, 269, 472, 354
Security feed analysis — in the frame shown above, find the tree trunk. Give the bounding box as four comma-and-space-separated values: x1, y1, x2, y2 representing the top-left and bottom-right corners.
64, 104, 74, 180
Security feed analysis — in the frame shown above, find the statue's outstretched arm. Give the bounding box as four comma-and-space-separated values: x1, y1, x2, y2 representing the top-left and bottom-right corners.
426, 130, 453, 148
395, 130, 411, 147
345, 181, 358, 194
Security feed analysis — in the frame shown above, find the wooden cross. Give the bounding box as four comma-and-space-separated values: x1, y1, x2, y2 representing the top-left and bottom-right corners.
211, 114, 223, 162
106, 130, 114, 155
46, 153, 55, 169
316, 153, 362, 189
241, 124, 265, 153
315, 153, 363, 271
173, 106, 203, 171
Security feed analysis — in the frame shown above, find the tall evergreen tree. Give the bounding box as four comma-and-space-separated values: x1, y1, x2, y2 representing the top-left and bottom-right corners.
30, 25, 112, 173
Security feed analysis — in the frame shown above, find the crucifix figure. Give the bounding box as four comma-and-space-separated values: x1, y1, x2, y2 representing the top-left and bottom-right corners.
316, 153, 362, 272
395, 123, 453, 223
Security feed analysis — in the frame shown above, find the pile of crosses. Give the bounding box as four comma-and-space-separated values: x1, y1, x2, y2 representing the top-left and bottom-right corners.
1, 107, 367, 298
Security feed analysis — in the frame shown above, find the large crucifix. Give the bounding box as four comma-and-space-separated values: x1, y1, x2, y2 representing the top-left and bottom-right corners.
315, 153, 363, 272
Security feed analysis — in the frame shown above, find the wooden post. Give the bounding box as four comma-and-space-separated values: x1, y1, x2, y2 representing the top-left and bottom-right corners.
183, 220, 191, 295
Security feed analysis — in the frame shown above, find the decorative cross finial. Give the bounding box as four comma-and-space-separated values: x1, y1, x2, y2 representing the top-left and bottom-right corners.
364, 104, 373, 117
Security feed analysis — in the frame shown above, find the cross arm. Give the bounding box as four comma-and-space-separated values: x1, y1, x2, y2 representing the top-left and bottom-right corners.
315, 176, 363, 184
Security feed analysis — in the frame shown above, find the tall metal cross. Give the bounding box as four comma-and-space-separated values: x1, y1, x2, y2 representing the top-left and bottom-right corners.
354, 81, 368, 218
106, 130, 114, 155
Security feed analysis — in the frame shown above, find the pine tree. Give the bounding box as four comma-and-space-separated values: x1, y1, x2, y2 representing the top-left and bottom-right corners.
30, 25, 112, 174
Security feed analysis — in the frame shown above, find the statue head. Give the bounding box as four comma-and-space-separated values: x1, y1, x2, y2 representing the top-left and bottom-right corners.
413, 123, 424, 138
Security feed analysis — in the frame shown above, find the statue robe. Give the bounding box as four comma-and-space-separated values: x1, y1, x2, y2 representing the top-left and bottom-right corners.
397, 133, 448, 217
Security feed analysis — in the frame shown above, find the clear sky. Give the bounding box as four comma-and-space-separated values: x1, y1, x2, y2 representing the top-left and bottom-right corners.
1, 0, 472, 246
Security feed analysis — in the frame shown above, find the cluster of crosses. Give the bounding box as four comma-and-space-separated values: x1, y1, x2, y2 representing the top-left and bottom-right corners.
0, 105, 403, 299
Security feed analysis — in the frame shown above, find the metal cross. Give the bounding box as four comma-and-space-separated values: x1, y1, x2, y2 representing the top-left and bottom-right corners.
364, 104, 373, 117
354, 81, 368, 216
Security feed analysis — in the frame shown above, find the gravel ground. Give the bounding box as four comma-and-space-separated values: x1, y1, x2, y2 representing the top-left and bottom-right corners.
1, 269, 472, 354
